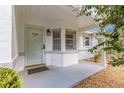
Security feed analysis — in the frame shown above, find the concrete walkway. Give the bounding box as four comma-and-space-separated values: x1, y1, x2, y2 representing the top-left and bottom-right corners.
19, 62, 104, 88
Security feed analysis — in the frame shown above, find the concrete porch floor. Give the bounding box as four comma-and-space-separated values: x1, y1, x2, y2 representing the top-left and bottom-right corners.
19, 62, 104, 88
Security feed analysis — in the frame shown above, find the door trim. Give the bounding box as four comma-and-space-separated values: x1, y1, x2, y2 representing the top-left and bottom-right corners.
24, 24, 46, 67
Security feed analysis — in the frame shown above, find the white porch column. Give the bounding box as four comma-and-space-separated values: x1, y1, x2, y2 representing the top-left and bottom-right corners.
102, 29, 107, 67
77, 31, 82, 50
12, 6, 19, 68
0, 5, 13, 68
61, 27, 65, 51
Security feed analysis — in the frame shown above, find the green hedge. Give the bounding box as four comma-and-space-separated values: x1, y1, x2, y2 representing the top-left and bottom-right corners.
0, 67, 21, 88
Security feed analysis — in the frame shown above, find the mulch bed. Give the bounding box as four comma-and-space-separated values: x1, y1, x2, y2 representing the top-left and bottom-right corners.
73, 64, 124, 88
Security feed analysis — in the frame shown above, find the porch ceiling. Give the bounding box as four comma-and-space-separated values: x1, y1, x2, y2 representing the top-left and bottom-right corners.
15, 5, 97, 29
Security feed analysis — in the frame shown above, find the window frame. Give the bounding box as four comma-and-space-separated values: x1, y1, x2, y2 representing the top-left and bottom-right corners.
52, 28, 61, 51
65, 29, 76, 50
83, 36, 92, 47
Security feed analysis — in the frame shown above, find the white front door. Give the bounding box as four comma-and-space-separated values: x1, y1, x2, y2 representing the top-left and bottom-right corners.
26, 28, 43, 66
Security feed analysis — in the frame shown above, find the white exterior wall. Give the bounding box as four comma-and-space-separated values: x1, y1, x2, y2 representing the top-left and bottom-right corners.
16, 17, 78, 53
0, 5, 13, 68
15, 15, 79, 69
0, 5, 19, 68
45, 52, 78, 67
45, 52, 63, 66
0, 5, 99, 71
78, 31, 98, 60
15, 17, 52, 70
14, 6, 98, 71
63, 52, 78, 67
15, 16, 98, 69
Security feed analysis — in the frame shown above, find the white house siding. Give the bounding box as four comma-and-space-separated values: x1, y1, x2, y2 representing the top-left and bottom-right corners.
12, 6, 98, 71
0, 5, 13, 68
15, 14, 79, 69
45, 51, 78, 67
45, 52, 63, 66
16, 18, 78, 53
78, 50, 94, 60
15, 17, 51, 70
0, 5, 98, 71
63, 52, 78, 67
78, 31, 98, 60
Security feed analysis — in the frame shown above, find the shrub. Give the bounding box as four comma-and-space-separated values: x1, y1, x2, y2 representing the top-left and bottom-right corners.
0, 67, 21, 88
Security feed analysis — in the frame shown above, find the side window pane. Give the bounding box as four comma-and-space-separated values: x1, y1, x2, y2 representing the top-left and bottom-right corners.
65, 29, 76, 50
84, 37, 90, 46
52, 28, 61, 50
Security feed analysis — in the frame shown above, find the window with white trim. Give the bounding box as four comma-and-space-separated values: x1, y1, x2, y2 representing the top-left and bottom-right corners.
65, 29, 76, 50
84, 36, 92, 46
52, 28, 61, 50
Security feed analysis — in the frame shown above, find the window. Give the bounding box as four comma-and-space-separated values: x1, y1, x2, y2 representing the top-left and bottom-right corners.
52, 28, 61, 50
84, 36, 91, 46
65, 29, 76, 50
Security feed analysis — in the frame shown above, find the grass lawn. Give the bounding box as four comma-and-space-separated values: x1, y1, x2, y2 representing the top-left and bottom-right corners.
74, 55, 124, 88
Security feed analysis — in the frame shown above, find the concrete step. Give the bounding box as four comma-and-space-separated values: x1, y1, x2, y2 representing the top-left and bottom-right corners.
25, 64, 46, 70
25, 64, 49, 75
